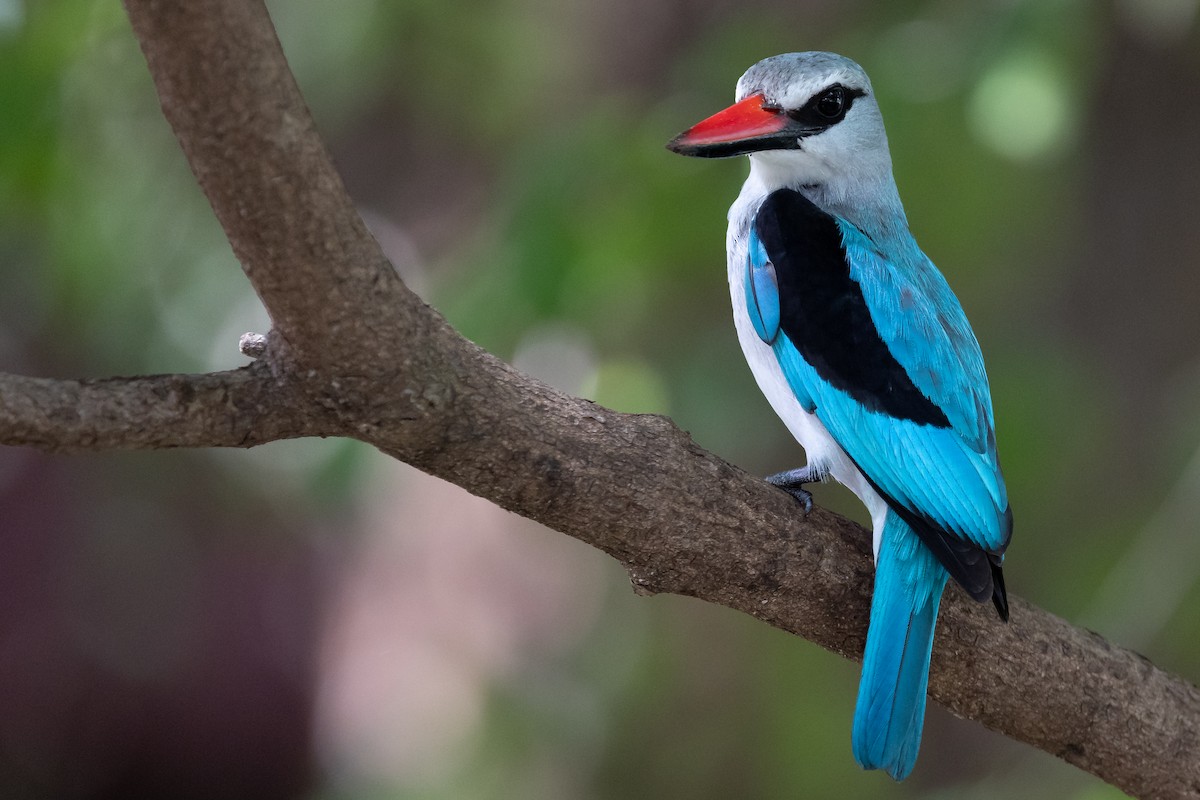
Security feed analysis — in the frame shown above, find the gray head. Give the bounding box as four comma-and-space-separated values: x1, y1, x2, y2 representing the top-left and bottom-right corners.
669, 52, 899, 219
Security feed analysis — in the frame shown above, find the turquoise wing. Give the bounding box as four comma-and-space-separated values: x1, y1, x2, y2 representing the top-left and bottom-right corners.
746, 190, 1011, 598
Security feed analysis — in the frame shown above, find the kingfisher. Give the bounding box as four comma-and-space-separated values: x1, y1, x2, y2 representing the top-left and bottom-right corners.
667, 52, 1011, 780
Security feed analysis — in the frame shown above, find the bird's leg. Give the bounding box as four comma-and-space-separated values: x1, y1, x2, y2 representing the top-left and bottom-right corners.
765, 465, 818, 514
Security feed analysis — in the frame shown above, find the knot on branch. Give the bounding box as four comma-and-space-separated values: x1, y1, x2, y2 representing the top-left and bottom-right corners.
239, 332, 268, 358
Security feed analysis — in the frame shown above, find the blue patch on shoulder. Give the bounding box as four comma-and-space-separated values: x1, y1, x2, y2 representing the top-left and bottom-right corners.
745, 228, 780, 344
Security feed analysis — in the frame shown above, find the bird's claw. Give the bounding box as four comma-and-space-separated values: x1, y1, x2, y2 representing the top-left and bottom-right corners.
781, 485, 813, 514
766, 467, 817, 515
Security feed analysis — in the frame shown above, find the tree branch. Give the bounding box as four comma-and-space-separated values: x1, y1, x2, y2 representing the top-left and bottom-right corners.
0, 359, 340, 452
0, 1, 1191, 796
120, 0, 417, 372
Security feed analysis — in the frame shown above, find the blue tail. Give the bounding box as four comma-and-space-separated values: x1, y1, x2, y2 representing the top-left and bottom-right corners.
852, 513, 949, 781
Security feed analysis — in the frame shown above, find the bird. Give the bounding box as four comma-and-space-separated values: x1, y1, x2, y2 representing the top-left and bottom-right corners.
666, 52, 1011, 780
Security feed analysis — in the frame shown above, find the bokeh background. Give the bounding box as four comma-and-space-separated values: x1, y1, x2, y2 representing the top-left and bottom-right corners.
2, 0, 1199, 797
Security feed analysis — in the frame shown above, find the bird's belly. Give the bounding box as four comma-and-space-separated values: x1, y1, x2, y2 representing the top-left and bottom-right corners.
730, 297, 850, 479
729, 276, 889, 550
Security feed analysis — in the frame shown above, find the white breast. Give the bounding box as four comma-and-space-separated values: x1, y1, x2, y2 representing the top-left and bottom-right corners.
726, 175, 890, 555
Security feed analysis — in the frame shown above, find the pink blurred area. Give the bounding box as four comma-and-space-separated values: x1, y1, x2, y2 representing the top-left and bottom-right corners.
314, 464, 607, 788
0, 444, 608, 798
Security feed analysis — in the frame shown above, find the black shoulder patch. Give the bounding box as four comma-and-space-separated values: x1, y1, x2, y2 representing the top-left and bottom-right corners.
753, 189, 950, 427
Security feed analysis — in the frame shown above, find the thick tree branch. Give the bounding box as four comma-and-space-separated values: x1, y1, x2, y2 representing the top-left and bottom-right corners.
121, 0, 417, 372
0, 1, 1191, 796
0, 359, 340, 452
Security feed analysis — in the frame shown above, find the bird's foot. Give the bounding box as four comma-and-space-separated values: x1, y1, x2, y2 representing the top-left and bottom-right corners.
766, 466, 818, 514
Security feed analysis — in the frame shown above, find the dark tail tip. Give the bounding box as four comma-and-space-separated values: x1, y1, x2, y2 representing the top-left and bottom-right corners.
990, 556, 1009, 622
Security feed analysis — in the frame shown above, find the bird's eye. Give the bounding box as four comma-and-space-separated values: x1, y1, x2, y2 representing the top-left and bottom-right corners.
814, 87, 846, 118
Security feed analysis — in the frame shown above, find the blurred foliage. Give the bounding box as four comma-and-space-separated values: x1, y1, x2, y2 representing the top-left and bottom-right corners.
2, 0, 1200, 798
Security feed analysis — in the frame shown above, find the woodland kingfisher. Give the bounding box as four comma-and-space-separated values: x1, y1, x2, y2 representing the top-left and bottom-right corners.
667, 52, 1012, 780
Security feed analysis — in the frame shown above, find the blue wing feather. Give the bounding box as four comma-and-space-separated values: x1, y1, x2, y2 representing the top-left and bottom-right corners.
745, 229, 781, 344
839, 224, 995, 459
747, 211, 1008, 553
770, 334, 1007, 551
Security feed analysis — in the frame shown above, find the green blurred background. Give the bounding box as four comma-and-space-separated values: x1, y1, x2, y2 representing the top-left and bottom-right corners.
2, 0, 1199, 797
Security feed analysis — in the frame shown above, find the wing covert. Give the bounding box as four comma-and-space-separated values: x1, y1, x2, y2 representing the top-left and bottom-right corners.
751, 189, 1011, 590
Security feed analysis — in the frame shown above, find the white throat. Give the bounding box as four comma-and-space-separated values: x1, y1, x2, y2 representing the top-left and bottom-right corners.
746, 150, 907, 243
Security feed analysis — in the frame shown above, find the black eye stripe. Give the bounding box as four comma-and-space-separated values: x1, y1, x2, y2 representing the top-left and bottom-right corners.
814, 87, 846, 117
784, 83, 866, 130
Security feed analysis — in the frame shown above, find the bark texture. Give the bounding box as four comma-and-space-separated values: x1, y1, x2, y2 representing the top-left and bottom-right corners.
0, 2, 1195, 797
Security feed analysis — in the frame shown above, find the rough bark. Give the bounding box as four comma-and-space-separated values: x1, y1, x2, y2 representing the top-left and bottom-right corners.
0, 1, 1195, 797
0, 359, 338, 452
